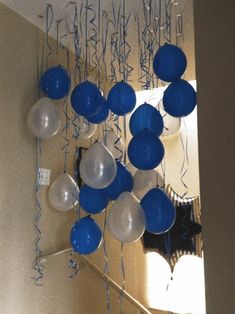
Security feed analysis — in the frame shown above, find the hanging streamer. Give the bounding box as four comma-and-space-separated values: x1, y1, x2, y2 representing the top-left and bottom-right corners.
56, 19, 71, 173
180, 119, 189, 197
101, 10, 109, 90
119, 242, 126, 314
32, 138, 45, 285
102, 211, 112, 313
68, 250, 80, 278
67, 2, 83, 139
45, 4, 53, 69
109, 1, 121, 83
119, 2, 133, 82
176, 12, 184, 48
56, 16, 81, 277
174, 13, 189, 197
32, 16, 46, 285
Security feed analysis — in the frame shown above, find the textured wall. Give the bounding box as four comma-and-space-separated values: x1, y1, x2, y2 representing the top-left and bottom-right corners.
0, 4, 139, 314
0, 2, 199, 314
194, 1, 235, 313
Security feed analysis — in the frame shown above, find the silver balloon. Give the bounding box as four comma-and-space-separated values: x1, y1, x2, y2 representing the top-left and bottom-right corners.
158, 99, 181, 137
133, 169, 164, 200
77, 117, 97, 140
107, 192, 146, 243
48, 173, 79, 211
27, 97, 61, 139
79, 142, 117, 189
102, 130, 125, 160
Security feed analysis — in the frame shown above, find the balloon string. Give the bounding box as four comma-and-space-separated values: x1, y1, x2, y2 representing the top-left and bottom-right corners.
180, 119, 189, 197
103, 211, 112, 313
61, 98, 70, 174
32, 138, 45, 286
45, 4, 53, 69
67, 2, 83, 140
57, 20, 71, 174
72, 115, 81, 140
113, 115, 124, 162
176, 12, 184, 48
68, 250, 80, 278
67, 1, 83, 84
163, 0, 172, 44
33, 24, 45, 285
96, 0, 101, 87
118, 0, 133, 82
84, 0, 89, 80
138, 1, 151, 90
86, 2, 99, 80
122, 115, 127, 165
68, 148, 85, 278
36, 15, 45, 97
161, 154, 166, 187
101, 11, 109, 92
109, 1, 121, 83
119, 242, 126, 314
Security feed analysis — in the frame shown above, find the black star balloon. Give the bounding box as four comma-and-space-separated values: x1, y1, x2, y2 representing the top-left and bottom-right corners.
142, 195, 202, 259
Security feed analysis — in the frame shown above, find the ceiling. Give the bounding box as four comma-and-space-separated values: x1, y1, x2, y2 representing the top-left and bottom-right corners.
0, 0, 191, 42
0, 0, 195, 88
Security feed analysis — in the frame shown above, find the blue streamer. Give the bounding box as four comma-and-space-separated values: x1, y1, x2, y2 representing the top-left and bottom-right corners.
119, 0, 133, 82
32, 23, 46, 285
119, 242, 126, 314
32, 138, 45, 286
84, 1, 98, 78
45, 4, 53, 69
56, 19, 71, 173
176, 13, 184, 49
102, 211, 112, 314
109, 1, 121, 83
68, 250, 80, 278
101, 11, 109, 89
180, 119, 189, 197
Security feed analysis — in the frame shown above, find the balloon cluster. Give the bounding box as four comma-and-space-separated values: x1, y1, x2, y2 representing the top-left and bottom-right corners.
128, 103, 165, 170
153, 44, 197, 118
28, 43, 196, 257
127, 100, 176, 238
69, 80, 145, 254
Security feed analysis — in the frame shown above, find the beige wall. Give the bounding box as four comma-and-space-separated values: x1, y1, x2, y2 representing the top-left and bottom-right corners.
0, 2, 201, 314
194, 1, 235, 313
0, 4, 139, 314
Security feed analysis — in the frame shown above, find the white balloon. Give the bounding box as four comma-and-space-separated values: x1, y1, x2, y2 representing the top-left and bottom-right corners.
133, 169, 164, 200
158, 99, 181, 137
48, 173, 79, 211
107, 192, 146, 243
27, 97, 61, 139
76, 117, 97, 140
102, 130, 125, 160
79, 142, 117, 189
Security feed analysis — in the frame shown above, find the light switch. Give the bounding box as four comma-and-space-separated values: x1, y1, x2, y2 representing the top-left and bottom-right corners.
38, 168, 51, 186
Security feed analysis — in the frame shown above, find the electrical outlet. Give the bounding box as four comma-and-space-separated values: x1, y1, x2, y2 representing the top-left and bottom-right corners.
38, 168, 51, 186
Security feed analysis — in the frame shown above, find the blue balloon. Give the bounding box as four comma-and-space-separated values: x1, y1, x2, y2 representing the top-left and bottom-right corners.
107, 82, 136, 116
70, 216, 102, 255
40, 66, 71, 99
153, 44, 187, 82
163, 79, 196, 117
79, 184, 109, 214
102, 162, 133, 200
140, 188, 176, 234
71, 81, 101, 117
128, 130, 164, 170
129, 103, 163, 137
87, 96, 109, 124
